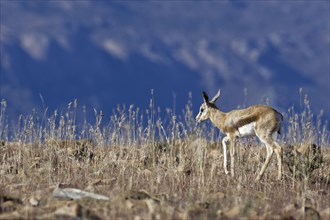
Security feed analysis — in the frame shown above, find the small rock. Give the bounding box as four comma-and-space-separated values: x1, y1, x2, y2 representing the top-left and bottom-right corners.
54, 202, 82, 217
126, 189, 159, 203
53, 187, 109, 200
0, 211, 21, 220
29, 197, 39, 207
0, 201, 16, 212
225, 205, 241, 218
283, 203, 300, 213
320, 207, 330, 220
54, 202, 102, 220
304, 206, 321, 220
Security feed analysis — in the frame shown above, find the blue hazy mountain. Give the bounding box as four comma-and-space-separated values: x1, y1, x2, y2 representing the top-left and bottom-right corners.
1, 1, 329, 123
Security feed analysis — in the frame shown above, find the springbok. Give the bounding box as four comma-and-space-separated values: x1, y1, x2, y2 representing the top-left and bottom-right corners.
196, 89, 283, 181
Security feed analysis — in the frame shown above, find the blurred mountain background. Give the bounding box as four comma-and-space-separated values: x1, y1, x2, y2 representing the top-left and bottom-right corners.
1, 1, 329, 124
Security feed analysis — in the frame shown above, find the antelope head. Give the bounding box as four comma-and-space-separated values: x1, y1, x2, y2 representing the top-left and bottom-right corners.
196, 89, 220, 123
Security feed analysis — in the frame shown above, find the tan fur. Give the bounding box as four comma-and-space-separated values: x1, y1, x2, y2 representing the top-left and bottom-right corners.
196, 90, 283, 181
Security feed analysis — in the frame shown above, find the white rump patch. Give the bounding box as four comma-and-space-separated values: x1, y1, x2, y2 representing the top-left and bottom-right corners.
238, 122, 256, 137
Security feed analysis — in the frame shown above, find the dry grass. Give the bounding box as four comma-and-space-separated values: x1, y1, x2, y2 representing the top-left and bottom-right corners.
0, 93, 329, 219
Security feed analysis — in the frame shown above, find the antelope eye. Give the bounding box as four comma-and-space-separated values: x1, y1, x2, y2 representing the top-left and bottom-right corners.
200, 108, 204, 112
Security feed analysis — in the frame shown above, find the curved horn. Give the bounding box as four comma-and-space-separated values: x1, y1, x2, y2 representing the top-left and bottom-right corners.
202, 91, 209, 103
210, 89, 221, 103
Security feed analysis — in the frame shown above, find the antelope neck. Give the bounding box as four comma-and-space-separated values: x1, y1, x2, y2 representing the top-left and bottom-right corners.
209, 108, 226, 130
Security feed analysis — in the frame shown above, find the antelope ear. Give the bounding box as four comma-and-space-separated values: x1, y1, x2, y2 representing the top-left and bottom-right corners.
202, 91, 209, 103
210, 89, 221, 104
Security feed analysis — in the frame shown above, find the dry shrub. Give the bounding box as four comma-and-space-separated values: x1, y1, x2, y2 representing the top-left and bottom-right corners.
284, 143, 323, 180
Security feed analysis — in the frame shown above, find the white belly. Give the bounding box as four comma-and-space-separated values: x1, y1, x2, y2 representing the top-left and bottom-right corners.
238, 122, 256, 137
